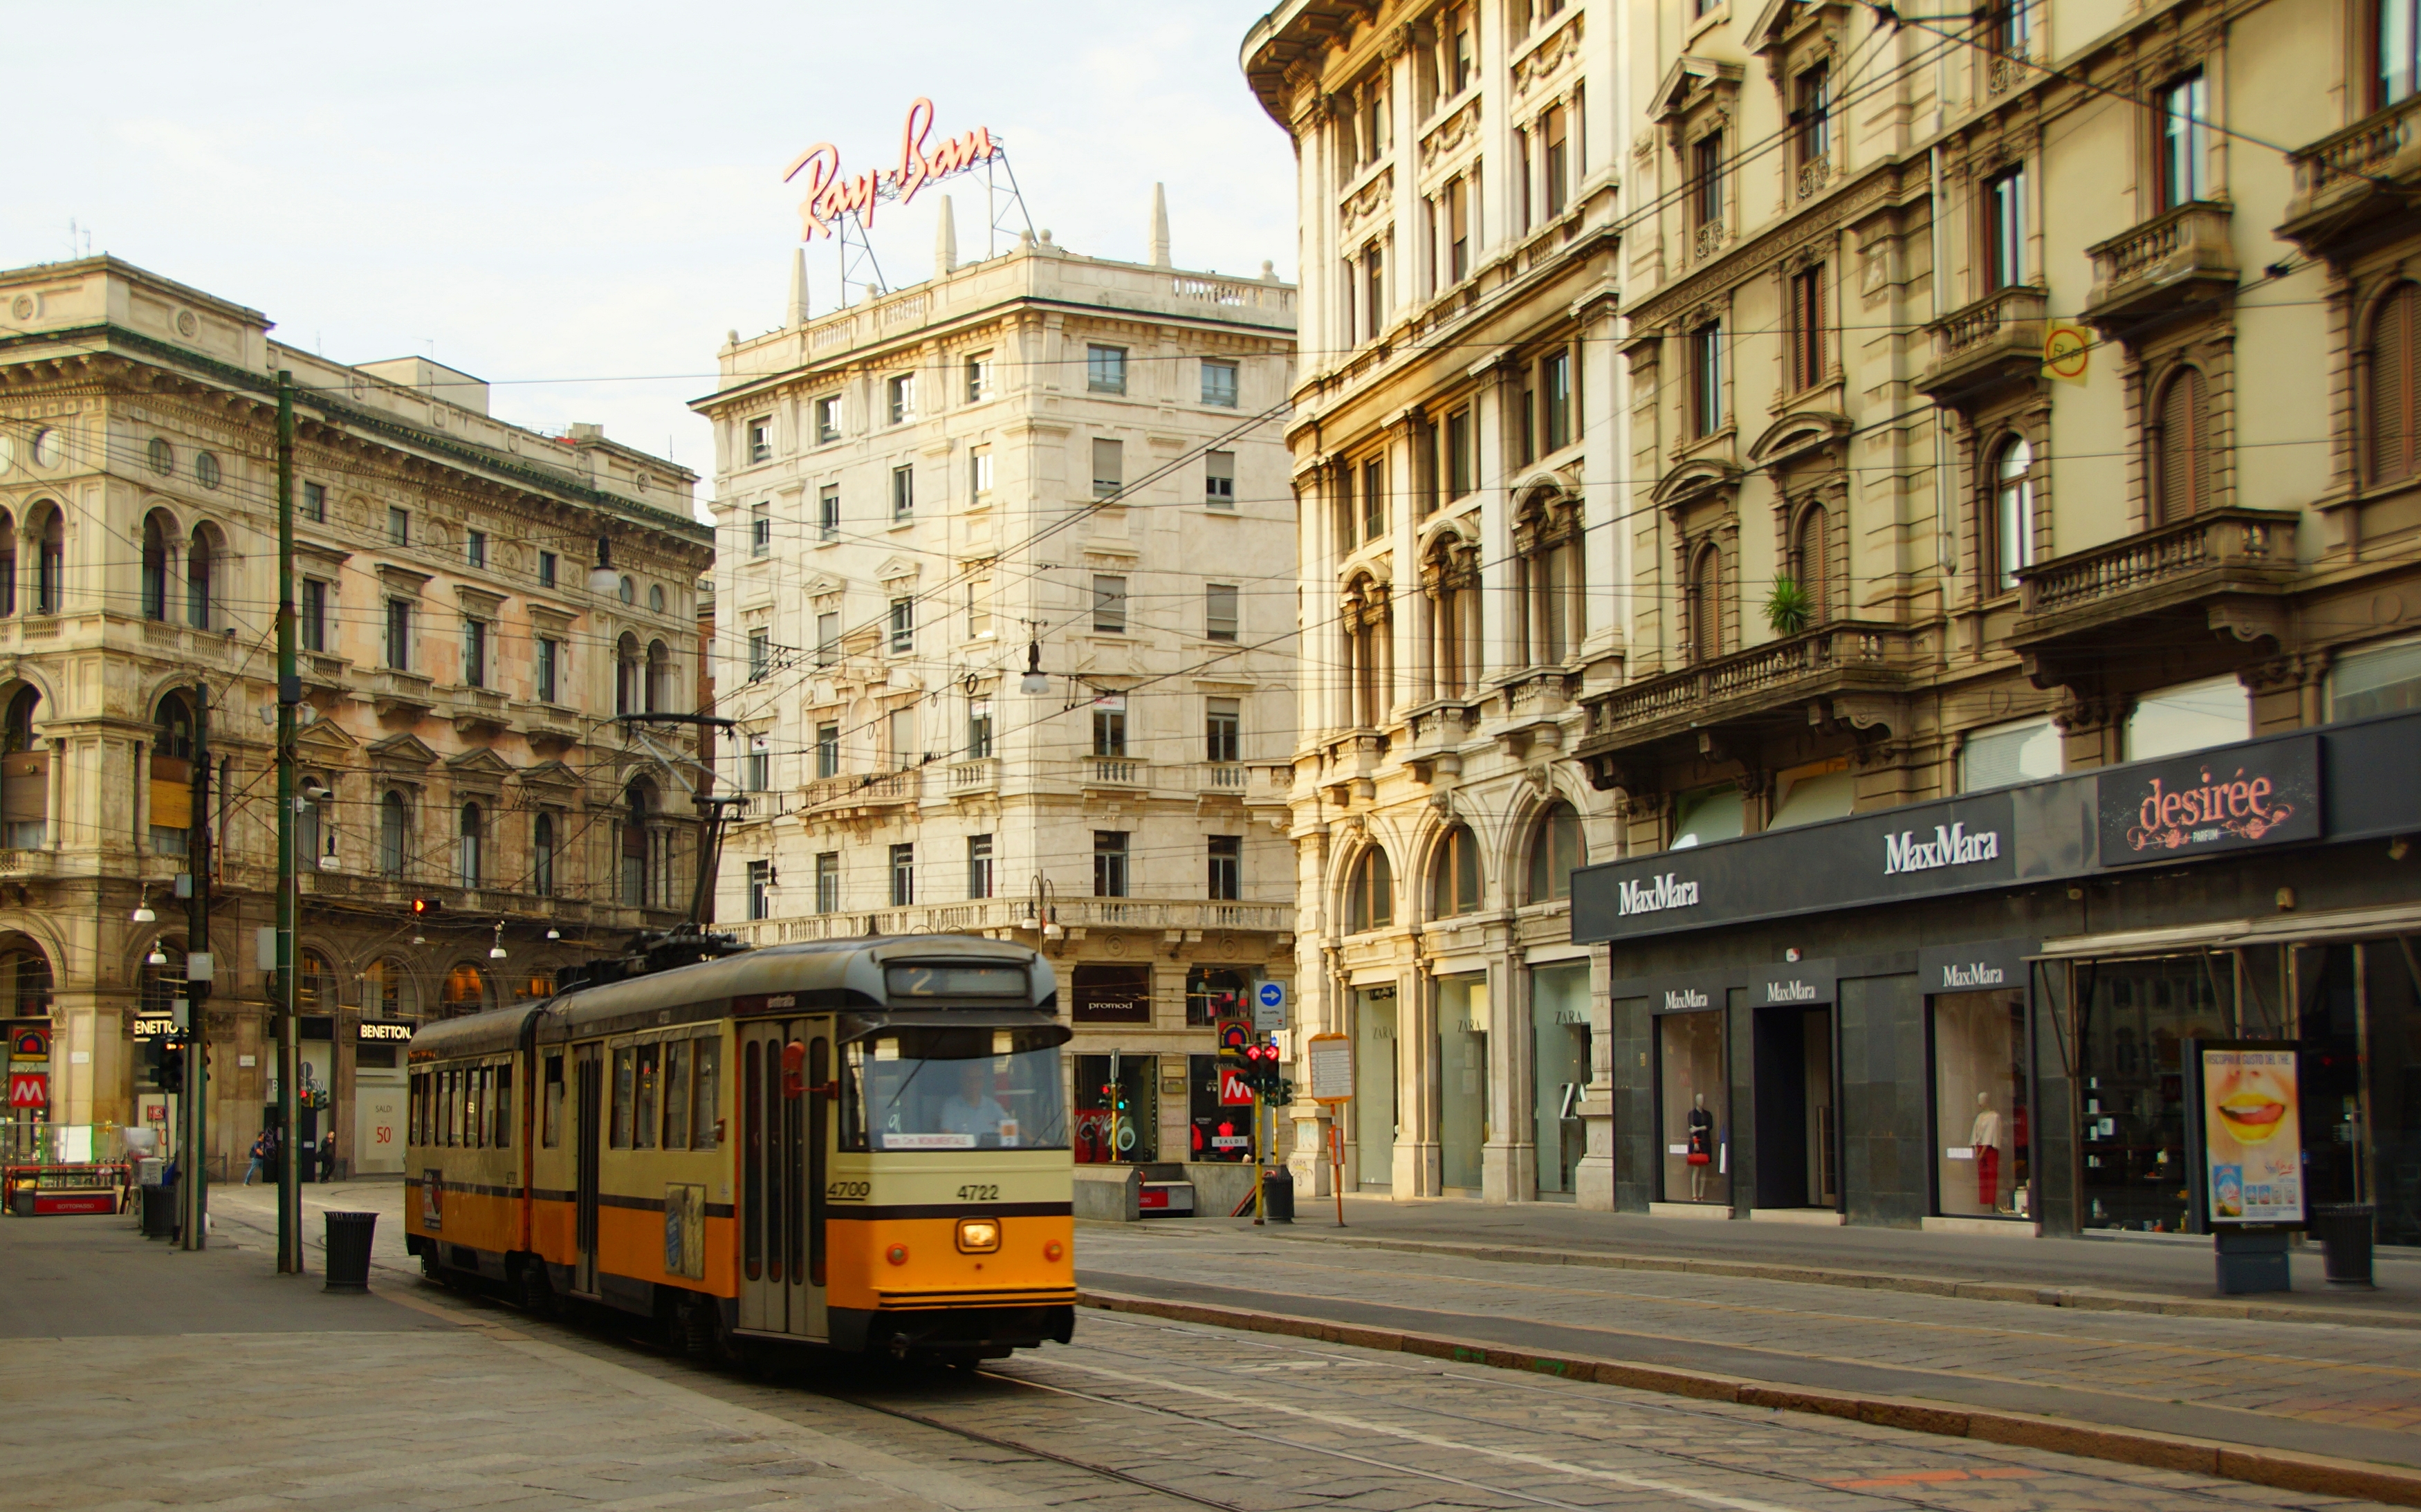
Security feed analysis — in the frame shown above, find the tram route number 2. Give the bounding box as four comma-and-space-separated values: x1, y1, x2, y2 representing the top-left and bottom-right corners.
956, 1184, 999, 1201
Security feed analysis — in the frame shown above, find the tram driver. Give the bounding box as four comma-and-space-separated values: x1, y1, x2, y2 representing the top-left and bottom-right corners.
938, 1060, 1018, 1148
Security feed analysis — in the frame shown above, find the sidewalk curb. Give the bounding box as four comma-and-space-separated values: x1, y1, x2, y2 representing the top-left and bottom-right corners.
1078, 1288, 2421, 1509
1245, 1228, 2421, 1333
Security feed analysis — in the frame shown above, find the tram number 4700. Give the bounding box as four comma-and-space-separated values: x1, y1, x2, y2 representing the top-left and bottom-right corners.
957, 1184, 999, 1201
825, 1181, 871, 1201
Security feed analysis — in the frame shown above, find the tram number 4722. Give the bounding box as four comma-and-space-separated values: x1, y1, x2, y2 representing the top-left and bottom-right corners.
957, 1184, 999, 1201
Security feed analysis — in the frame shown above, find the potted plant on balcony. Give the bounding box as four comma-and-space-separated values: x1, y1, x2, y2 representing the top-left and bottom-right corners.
1765, 575, 1812, 637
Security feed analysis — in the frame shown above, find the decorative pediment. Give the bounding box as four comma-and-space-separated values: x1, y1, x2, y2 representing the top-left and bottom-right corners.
875, 556, 918, 585
517, 758, 584, 794
802, 572, 845, 599
443, 746, 517, 787
375, 563, 432, 596
1746, 409, 1853, 467
1653, 55, 1745, 126
1743, 0, 1845, 58
1651, 458, 1744, 512
367, 731, 438, 768
455, 584, 506, 618
294, 716, 360, 758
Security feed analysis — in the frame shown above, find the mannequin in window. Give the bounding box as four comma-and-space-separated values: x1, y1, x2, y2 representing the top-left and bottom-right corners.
1686, 1092, 1715, 1201
1971, 1092, 2002, 1210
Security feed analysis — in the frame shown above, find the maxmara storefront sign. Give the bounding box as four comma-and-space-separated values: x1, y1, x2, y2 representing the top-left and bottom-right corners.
1574, 714, 2421, 945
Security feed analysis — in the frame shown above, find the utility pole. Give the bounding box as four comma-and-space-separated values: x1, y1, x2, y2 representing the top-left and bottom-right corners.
179, 684, 210, 1251
275, 370, 302, 1276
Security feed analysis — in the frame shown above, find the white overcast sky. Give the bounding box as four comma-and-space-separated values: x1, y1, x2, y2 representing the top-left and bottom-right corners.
15, 1, 1296, 499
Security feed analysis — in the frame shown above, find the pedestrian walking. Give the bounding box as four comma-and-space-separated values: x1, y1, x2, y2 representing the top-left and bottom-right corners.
242, 1132, 270, 1186
317, 1135, 336, 1184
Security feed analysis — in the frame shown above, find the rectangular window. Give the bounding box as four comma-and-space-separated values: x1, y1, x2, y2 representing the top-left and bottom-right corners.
633, 1042, 660, 1149
1447, 174, 1471, 283
816, 610, 839, 667
1206, 696, 1240, 763
746, 859, 772, 921
1447, 407, 1473, 497
1201, 360, 1239, 407
748, 418, 773, 463
1093, 831, 1130, 898
969, 445, 993, 499
890, 465, 914, 521
1087, 344, 1127, 395
1361, 457, 1386, 542
1207, 835, 1242, 901
749, 502, 770, 557
1790, 265, 1827, 391
1690, 322, 1724, 438
2384, 0, 2420, 106
2159, 71, 2209, 210
302, 481, 326, 524
815, 395, 840, 443
1336, 463, 1357, 551
1092, 437, 1123, 499
890, 706, 916, 768
967, 572, 993, 639
818, 484, 839, 541
462, 618, 487, 689
387, 506, 409, 546
1541, 350, 1572, 452
890, 597, 914, 654
747, 628, 769, 682
1691, 133, 1724, 229
611, 1047, 634, 1148
1092, 695, 1127, 757
662, 1040, 690, 1151
1515, 125, 1533, 232
537, 637, 559, 702
1985, 166, 2027, 290
886, 375, 914, 425
466, 530, 487, 569
301, 579, 327, 654
967, 833, 993, 900
1543, 103, 1569, 219
1204, 450, 1235, 509
1793, 64, 1832, 174
385, 600, 412, 670
1363, 244, 1386, 341
537, 550, 557, 589
816, 721, 840, 779
1452, 10, 1473, 91
744, 737, 769, 792
1092, 574, 1127, 633
1520, 371, 1538, 466
1205, 582, 1239, 642
692, 1038, 719, 1149
815, 851, 840, 913
889, 842, 914, 906
966, 352, 993, 401
966, 697, 993, 757
542, 1056, 562, 1148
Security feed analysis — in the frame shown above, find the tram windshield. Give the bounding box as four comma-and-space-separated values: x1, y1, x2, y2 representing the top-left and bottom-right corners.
840, 1025, 1069, 1152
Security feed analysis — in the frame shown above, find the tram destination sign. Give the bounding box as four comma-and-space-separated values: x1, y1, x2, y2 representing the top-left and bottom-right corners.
2097, 735, 2321, 868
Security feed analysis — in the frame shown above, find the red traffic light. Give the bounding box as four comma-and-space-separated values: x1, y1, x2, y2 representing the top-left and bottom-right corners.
409, 897, 442, 917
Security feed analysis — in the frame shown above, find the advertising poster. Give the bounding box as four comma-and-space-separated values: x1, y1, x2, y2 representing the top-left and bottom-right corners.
2199, 1044, 2303, 1224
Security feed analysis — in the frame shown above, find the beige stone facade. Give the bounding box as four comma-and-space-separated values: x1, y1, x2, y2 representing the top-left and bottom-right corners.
0, 257, 712, 1180
697, 217, 1300, 1174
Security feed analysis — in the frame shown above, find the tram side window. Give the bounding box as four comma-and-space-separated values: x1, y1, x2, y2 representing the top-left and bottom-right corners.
409, 1072, 425, 1144
694, 1036, 721, 1149
611, 1047, 636, 1148
442, 1069, 459, 1147
542, 1055, 564, 1147
476, 1066, 493, 1148
634, 1043, 661, 1150
496, 1062, 513, 1150
664, 1040, 692, 1150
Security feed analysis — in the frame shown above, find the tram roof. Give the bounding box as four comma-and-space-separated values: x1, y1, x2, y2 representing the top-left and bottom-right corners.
407, 936, 1057, 1061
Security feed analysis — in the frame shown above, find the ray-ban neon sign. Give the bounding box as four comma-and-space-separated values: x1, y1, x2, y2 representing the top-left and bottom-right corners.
784, 98, 1000, 243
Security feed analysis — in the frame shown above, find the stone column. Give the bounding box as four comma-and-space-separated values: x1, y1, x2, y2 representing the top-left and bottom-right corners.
1574, 944, 1617, 1210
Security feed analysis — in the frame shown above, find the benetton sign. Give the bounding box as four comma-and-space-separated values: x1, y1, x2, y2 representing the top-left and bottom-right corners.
785, 98, 1001, 242
2097, 735, 2321, 867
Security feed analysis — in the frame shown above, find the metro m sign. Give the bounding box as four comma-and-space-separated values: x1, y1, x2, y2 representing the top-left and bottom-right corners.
1217, 1068, 1254, 1107
9, 1071, 48, 1108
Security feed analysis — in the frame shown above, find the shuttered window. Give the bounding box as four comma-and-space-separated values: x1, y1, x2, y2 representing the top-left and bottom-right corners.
2155, 367, 2214, 521
1690, 546, 1723, 663
1793, 508, 1830, 623
2371, 283, 2421, 486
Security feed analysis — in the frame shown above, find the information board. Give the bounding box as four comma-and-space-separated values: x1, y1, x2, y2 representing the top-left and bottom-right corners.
1306, 1033, 1353, 1104
2195, 1040, 2305, 1226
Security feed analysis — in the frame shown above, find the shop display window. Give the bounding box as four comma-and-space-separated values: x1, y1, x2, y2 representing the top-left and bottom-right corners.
1353, 986, 1397, 1188
1187, 1052, 1254, 1161
1931, 990, 2027, 1219
1437, 972, 1488, 1191
2364, 944, 2421, 1248
1074, 1053, 1156, 1164
2077, 958, 2227, 1231
1186, 966, 1250, 1027
1658, 1009, 1727, 1204
1531, 962, 1590, 1195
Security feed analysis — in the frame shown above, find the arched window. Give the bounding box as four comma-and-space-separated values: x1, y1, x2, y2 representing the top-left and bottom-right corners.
2370, 281, 2421, 486
2154, 367, 2214, 522
186, 524, 216, 629
148, 690, 191, 856
0, 940, 53, 1016
615, 633, 641, 717
1345, 846, 1394, 933
1422, 537, 1478, 699
1525, 802, 1585, 903
1430, 824, 1481, 918
141, 511, 174, 622
365, 957, 418, 1018
1789, 504, 1830, 625
1991, 437, 2034, 592
1688, 544, 1723, 663
379, 791, 409, 878
0, 509, 18, 617
1343, 578, 1391, 728
458, 802, 483, 889
1513, 494, 1583, 667
646, 639, 672, 713
297, 948, 336, 1013
30, 504, 62, 615
441, 962, 486, 1017
533, 812, 556, 897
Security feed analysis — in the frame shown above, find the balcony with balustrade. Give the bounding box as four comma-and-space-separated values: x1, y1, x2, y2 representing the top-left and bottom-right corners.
2081, 203, 2237, 334
1914, 286, 2049, 408
726, 895, 1294, 951
2009, 507, 2303, 685
798, 770, 920, 820
2279, 93, 2421, 257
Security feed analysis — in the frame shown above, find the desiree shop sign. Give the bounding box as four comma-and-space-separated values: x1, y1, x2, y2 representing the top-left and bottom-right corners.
2097, 735, 2321, 867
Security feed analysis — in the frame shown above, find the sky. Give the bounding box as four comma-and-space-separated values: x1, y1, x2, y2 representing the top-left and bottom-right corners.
13, 1, 1297, 504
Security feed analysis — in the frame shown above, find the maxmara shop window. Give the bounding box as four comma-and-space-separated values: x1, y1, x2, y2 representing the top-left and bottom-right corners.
1659, 1004, 1727, 1206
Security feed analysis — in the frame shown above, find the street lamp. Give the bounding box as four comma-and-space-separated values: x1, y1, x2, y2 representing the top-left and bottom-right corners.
488, 921, 508, 960
588, 536, 620, 598
1019, 639, 1050, 696
131, 888, 156, 925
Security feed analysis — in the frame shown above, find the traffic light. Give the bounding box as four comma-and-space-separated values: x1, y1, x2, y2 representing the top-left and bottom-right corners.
154, 1033, 185, 1095
409, 897, 443, 919
1240, 1041, 1287, 1096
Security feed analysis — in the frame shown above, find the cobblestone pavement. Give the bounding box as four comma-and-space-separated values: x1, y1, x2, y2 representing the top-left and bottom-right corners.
1074, 1223, 2421, 1471
3, 1186, 2400, 1512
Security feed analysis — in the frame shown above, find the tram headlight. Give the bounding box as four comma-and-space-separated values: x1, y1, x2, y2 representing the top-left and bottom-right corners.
956, 1217, 1002, 1253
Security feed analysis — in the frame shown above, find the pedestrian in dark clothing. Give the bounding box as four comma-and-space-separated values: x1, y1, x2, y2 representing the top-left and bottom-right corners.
317, 1136, 336, 1184
243, 1133, 270, 1186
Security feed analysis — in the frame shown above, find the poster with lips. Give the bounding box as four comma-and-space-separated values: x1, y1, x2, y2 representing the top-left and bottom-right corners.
2198, 1044, 2304, 1225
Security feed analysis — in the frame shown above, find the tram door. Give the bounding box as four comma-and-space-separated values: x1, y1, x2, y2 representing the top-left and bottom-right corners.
738, 1018, 831, 1339
573, 1044, 602, 1295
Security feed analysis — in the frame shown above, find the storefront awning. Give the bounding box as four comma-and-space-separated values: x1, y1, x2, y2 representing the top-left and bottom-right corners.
2035, 901, 2421, 959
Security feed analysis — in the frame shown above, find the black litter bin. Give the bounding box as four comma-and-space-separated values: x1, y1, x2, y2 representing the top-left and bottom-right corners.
2312, 1204, 2376, 1287
324, 1210, 378, 1292
141, 1182, 176, 1239
1262, 1166, 1294, 1224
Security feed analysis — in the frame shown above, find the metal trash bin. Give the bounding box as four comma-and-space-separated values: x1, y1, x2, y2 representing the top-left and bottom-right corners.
1262, 1166, 1294, 1224
141, 1182, 177, 1239
324, 1210, 378, 1292
2311, 1204, 2376, 1287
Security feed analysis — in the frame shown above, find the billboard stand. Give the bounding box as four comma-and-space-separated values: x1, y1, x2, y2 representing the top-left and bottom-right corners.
2185, 1038, 2304, 1296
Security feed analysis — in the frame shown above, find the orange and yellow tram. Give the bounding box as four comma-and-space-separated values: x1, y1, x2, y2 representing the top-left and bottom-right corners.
405, 936, 1075, 1362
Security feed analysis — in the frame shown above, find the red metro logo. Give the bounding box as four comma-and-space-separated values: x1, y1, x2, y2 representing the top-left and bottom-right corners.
785, 99, 1000, 243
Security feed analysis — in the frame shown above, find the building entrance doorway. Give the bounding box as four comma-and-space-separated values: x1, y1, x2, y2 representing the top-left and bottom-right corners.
1352, 986, 1397, 1190
1753, 1005, 1837, 1211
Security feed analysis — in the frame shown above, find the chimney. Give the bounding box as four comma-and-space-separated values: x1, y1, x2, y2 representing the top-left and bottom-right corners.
935, 194, 959, 278
1149, 183, 1171, 267
786, 248, 811, 326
